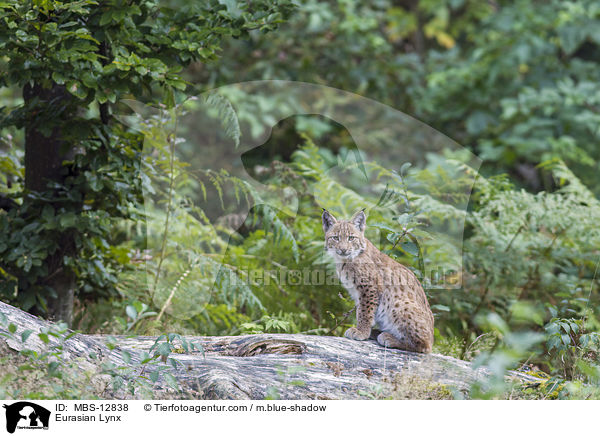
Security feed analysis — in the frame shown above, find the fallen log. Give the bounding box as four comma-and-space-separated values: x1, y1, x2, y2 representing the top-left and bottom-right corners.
0, 300, 539, 399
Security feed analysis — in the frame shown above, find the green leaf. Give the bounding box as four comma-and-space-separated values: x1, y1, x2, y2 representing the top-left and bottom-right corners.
21, 329, 33, 342
155, 342, 171, 357
41, 205, 54, 221
149, 370, 159, 383
125, 305, 137, 320
400, 240, 419, 256
121, 350, 131, 364
47, 361, 60, 374
431, 304, 450, 312
163, 373, 178, 389
399, 162, 412, 177
66, 81, 88, 99
99, 11, 113, 26
59, 212, 77, 228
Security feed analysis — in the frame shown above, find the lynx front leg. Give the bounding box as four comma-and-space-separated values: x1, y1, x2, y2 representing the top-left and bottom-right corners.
344, 289, 377, 341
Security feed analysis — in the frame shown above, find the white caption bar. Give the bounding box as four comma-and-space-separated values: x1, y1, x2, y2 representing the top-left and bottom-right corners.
0, 400, 594, 436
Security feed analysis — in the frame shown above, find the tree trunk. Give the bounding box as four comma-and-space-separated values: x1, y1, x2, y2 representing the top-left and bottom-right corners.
412, 1, 426, 62
0, 301, 542, 400
23, 82, 76, 326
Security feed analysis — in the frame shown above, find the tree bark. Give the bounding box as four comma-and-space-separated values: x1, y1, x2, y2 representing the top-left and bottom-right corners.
0, 300, 541, 400
412, 0, 426, 62
23, 82, 76, 326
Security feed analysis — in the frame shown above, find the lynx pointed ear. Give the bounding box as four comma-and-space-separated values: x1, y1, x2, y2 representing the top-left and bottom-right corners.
351, 210, 366, 233
322, 209, 337, 233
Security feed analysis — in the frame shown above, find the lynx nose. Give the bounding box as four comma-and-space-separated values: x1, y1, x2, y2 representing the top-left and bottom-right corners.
338, 249, 349, 256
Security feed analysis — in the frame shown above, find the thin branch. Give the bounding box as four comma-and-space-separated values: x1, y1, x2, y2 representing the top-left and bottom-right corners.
151, 107, 179, 300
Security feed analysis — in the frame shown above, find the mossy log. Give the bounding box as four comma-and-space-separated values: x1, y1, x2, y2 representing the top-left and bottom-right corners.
0, 301, 539, 399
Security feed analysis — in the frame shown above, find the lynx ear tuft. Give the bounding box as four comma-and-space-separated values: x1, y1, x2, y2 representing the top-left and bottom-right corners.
322, 209, 337, 233
351, 210, 366, 232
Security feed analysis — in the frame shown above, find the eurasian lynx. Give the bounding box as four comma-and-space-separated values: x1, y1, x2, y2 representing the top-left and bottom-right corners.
322, 209, 434, 353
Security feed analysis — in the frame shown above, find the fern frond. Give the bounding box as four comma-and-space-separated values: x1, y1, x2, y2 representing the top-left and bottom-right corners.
243, 181, 300, 263
201, 91, 241, 148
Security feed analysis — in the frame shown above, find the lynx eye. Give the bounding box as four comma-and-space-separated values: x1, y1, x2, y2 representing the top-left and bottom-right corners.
330, 236, 339, 241
348, 235, 356, 241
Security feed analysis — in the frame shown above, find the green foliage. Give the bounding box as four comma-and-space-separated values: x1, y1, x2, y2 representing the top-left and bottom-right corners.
0, 0, 294, 315
0, 0, 294, 97
419, 0, 600, 192
0, 310, 202, 399
115, 103, 472, 341
201, 0, 600, 193
239, 314, 297, 335
121, 301, 158, 333
439, 160, 600, 397
197, 0, 491, 108
3, 0, 600, 400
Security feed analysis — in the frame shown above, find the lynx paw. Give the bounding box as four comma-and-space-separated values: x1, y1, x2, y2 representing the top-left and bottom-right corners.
344, 327, 369, 341
377, 332, 402, 348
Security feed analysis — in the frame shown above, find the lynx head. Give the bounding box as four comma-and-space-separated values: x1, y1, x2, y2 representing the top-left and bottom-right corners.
322, 209, 367, 260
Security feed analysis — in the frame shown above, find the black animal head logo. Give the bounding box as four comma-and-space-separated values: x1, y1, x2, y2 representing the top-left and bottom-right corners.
3, 402, 50, 433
